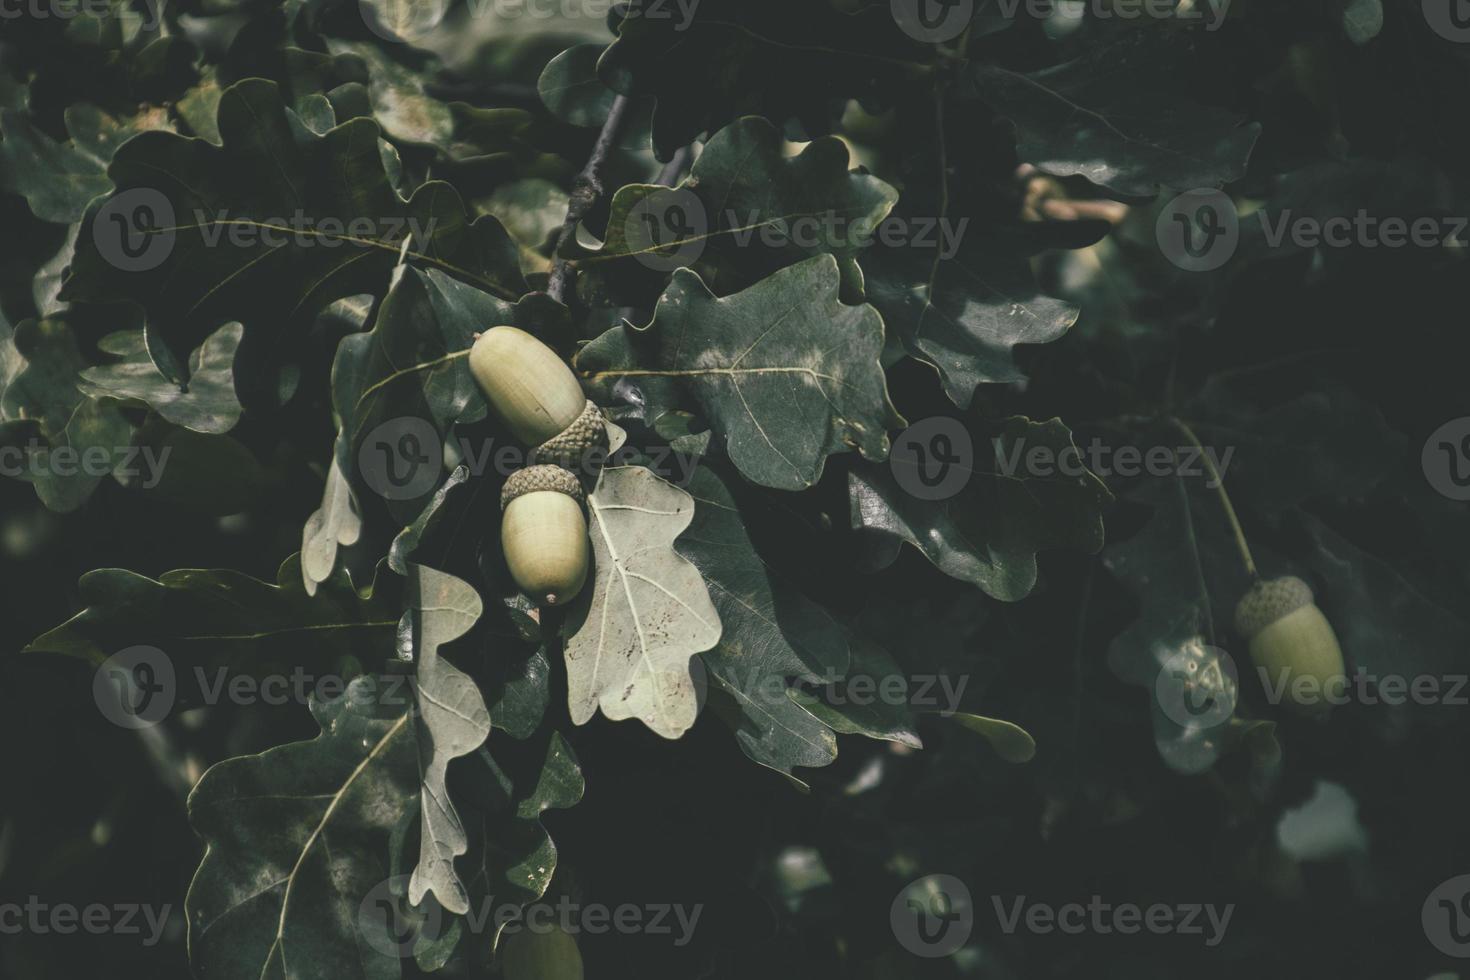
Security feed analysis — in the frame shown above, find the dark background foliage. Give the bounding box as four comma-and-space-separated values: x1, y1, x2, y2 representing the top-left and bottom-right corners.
4, 0, 1470, 977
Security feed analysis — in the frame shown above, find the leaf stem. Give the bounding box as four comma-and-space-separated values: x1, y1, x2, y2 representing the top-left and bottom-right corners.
1166, 416, 1257, 581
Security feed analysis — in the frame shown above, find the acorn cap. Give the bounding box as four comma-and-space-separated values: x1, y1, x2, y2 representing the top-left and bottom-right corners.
1234, 575, 1314, 639
500, 465, 584, 510
532, 400, 606, 467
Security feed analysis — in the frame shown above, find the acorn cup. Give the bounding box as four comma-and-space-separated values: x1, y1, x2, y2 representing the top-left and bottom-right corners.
1234, 575, 1346, 716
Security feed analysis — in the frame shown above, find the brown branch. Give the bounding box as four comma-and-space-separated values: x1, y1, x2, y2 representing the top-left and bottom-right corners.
547, 94, 633, 306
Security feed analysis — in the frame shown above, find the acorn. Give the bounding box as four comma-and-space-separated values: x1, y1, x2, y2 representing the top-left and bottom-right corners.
500, 924, 583, 980
469, 326, 585, 445
500, 465, 588, 607
1234, 575, 1346, 715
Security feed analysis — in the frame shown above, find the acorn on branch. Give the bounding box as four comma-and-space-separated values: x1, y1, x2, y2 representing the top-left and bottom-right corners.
470, 326, 587, 445
499, 465, 588, 607
469, 326, 608, 607
1234, 575, 1346, 715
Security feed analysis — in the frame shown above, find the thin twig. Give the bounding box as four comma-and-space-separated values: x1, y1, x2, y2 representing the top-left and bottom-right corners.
1168, 416, 1258, 581
548, 94, 633, 306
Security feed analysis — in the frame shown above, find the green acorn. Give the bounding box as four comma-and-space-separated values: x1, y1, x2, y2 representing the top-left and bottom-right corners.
500, 465, 588, 607
500, 924, 583, 980
469, 326, 585, 445
1234, 575, 1346, 715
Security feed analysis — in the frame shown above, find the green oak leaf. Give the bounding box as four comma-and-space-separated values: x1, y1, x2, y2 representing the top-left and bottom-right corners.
973, 33, 1260, 196
863, 237, 1078, 409
0, 103, 173, 224
677, 462, 851, 776
400, 564, 490, 917
326, 41, 453, 148
564, 466, 722, 739
186, 677, 423, 980
24, 555, 402, 698
849, 416, 1110, 601
0, 316, 133, 512
586, 115, 898, 301
537, 42, 652, 150
79, 321, 244, 434
460, 732, 584, 956
576, 256, 902, 491
62, 78, 526, 391
597, 0, 931, 160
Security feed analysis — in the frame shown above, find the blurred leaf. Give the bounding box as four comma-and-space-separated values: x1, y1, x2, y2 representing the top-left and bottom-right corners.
974, 34, 1260, 196
186, 678, 422, 980
80, 321, 244, 433
849, 416, 1110, 601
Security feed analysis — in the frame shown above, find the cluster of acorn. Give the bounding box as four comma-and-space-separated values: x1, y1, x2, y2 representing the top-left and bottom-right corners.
469, 326, 602, 608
